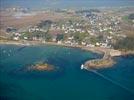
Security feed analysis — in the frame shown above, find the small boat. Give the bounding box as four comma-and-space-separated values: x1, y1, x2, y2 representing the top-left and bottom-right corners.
81, 64, 84, 69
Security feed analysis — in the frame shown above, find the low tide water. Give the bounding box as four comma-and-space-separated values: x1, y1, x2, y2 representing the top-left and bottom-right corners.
0, 45, 134, 100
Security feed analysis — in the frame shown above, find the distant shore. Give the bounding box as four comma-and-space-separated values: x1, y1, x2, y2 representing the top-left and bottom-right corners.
1, 40, 134, 70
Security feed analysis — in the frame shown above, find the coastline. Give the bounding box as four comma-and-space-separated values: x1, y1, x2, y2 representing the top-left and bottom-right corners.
0, 40, 119, 54
0, 40, 104, 54
1, 40, 133, 70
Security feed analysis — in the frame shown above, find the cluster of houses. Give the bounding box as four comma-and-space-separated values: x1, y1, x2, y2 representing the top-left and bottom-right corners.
85, 12, 122, 35
5, 9, 127, 48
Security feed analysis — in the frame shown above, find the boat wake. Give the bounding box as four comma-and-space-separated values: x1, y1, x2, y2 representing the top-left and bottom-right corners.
81, 65, 134, 95
91, 69, 133, 94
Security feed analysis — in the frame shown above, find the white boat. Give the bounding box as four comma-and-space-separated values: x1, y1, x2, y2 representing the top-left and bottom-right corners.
81, 64, 84, 69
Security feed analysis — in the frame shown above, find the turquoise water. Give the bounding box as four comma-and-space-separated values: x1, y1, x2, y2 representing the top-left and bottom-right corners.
0, 45, 134, 100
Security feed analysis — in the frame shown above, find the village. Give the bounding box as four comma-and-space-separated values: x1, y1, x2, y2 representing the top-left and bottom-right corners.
1, 0, 134, 99
1, 7, 134, 50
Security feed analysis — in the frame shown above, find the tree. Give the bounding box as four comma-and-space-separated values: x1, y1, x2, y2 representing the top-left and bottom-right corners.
90, 36, 99, 44
45, 33, 52, 41
38, 20, 53, 28
114, 36, 134, 51
73, 32, 88, 44
128, 13, 134, 20
56, 34, 64, 41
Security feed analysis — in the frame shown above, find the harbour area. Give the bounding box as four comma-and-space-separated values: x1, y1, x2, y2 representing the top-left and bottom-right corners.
0, 0, 134, 100
1, 40, 133, 70
0, 44, 134, 100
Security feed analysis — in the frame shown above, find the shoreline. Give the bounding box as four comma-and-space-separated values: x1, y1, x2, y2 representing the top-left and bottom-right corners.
0, 40, 120, 54
1, 40, 134, 70
0, 40, 104, 54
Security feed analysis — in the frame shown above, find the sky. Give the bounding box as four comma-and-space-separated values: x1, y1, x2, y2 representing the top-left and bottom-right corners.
0, 0, 134, 9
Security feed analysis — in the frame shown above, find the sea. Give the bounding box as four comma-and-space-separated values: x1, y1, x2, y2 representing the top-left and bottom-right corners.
0, 0, 134, 10
0, 44, 134, 100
